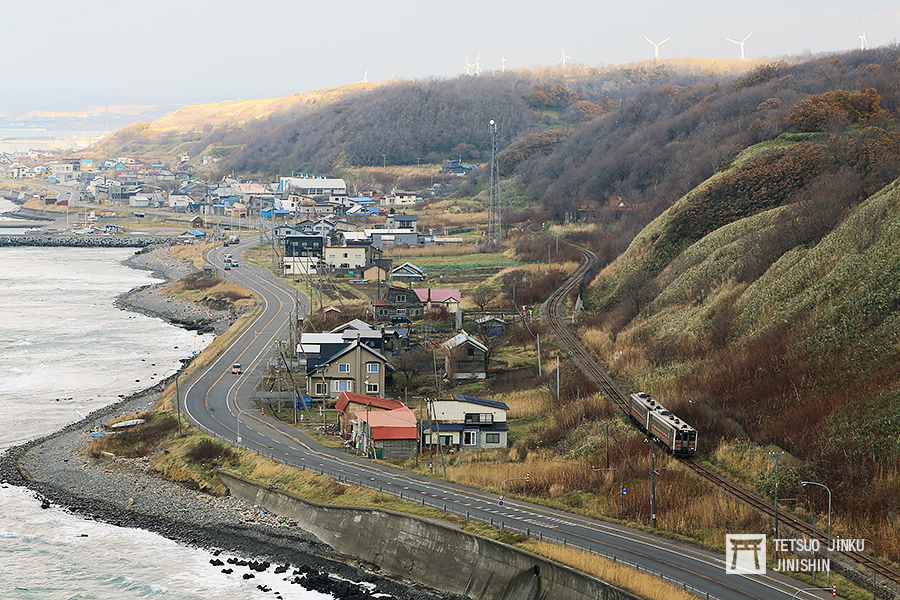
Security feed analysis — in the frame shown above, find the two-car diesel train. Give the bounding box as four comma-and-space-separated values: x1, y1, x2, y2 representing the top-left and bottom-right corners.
627, 392, 697, 456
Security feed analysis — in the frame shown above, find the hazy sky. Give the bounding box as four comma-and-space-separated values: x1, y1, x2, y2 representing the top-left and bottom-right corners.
4, 0, 898, 116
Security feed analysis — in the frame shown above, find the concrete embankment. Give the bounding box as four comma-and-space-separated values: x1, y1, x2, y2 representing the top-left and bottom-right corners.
220, 471, 641, 600
0, 234, 173, 247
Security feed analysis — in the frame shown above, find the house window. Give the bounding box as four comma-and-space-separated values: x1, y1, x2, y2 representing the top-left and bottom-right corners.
463, 431, 477, 446
367, 363, 379, 374
366, 382, 379, 394
339, 363, 350, 373
332, 380, 352, 392
465, 413, 493, 424
315, 382, 327, 396
485, 433, 501, 444
396, 294, 406, 303
439, 435, 452, 446
467, 348, 475, 356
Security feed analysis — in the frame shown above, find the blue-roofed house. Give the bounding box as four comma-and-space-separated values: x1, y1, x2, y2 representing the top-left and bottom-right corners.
422, 394, 509, 450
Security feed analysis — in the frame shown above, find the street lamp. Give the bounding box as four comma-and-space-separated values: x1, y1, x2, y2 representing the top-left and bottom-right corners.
801, 480, 832, 586
592, 466, 624, 521
236, 406, 256, 445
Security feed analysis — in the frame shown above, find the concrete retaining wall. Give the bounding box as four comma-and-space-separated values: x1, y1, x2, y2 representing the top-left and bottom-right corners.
220, 471, 641, 600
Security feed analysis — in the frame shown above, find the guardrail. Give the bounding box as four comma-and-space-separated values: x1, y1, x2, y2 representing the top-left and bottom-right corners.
187, 415, 720, 600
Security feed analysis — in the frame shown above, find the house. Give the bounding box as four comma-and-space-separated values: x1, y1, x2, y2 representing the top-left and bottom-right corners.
385, 214, 418, 231
305, 340, 394, 401
443, 332, 488, 381
422, 394, 509, 450
441, 159, 474, 175
324, 241, 373, 273
280, 174, 348, 198
283, 232, 324, 275
352, 406, 419, 459
476, 315, 507, 336
367, 228, 419, 247
379, 189, 421, 207
363, 259, 392, 282
334, 391, 405, 437
390, 262, 426, 283
413, 288, 461, 315
189, 216, 205, 229
372, 284, 425, 320
332, 319, 408, 354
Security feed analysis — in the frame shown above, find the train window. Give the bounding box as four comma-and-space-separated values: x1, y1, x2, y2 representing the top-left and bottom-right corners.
675, 430, 682, 440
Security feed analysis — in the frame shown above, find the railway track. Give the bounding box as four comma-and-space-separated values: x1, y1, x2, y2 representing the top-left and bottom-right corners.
541, 244, 900, 592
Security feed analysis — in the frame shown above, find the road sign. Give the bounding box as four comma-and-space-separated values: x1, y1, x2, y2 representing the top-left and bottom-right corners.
498, 499, 504, 507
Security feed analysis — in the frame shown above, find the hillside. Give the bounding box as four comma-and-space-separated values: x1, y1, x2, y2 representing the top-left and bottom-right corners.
86, 58, 757, 177
578, 75, 900, 556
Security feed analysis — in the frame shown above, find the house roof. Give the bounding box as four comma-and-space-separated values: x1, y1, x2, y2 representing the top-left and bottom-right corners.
331, 319, 375, 333
355, 407, 418, 440
413, 288, 460, 304
476, 316, 506, 324
336, 391, 404, 413
451, 393, 510, 411
390, 262, 425, 276
318, 341, 395, 371
442, 332, 488, 353
391, 214, 418, 221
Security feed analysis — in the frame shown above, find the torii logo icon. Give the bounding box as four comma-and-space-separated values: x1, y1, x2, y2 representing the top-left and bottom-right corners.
725, 534, 766, 575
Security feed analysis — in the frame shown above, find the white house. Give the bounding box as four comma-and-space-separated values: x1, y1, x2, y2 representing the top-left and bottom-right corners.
422, 394, 509, 450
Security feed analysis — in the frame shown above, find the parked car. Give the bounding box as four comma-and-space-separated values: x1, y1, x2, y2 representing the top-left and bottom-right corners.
390, 315, 412, 325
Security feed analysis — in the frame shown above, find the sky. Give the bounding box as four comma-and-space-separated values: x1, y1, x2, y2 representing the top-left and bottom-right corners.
3, 0, 899, 116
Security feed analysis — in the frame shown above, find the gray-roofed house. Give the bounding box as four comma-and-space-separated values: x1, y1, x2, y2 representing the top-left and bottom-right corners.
442, 332, 488, 381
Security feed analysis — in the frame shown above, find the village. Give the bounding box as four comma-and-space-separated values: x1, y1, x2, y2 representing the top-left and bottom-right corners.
0, 148, 556, 467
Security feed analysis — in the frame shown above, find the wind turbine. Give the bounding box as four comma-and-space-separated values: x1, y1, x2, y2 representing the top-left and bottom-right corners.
557, 45, 572, 72
357, 70, 368, 84
726, 31, 754, 61
499, 51, 507, 72
860, 19, 869, 50
644, 36, 671, 61
473, 53, 483, 75
462, 54, 471, 75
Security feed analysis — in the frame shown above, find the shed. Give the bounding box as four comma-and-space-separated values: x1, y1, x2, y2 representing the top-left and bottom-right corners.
352, 406, 418, 459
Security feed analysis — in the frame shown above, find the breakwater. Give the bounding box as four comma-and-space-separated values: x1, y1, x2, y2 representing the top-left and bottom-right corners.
221, 471, 641, 600
0, 234, 173, 248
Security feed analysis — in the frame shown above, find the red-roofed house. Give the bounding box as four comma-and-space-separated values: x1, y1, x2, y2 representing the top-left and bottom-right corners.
413, 288, 461, 314
335, 392, 405, 437
352, 405, 418, 459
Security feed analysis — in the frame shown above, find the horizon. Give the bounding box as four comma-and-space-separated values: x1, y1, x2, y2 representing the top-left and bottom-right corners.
3, 0, 898, 117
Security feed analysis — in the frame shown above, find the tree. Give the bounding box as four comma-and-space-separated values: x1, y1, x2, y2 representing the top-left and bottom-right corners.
470, 285, 498, 310
391, 346, 432, 392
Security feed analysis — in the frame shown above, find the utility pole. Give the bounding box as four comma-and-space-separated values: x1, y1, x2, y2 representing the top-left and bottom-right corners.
175, 376, 182, 435
650, 441, 657, 528
556, 355, 560, 401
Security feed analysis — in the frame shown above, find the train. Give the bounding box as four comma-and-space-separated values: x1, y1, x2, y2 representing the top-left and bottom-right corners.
627, 392, 697, 456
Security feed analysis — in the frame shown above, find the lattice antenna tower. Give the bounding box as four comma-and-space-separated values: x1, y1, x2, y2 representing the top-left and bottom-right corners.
488, 119, 501, 245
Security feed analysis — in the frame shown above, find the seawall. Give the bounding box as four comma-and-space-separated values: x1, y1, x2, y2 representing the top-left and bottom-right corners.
220, 471, 641, 600
0, 234, 172, 248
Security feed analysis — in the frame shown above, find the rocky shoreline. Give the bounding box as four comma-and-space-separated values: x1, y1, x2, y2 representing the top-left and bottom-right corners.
0, 245, 465, 600
116, 245, 239, 335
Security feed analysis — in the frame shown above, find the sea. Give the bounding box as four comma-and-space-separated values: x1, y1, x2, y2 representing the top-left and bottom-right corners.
0, 128, 106, 154
0, 199, 334, 599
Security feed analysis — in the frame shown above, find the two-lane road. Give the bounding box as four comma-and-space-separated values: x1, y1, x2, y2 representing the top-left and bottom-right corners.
178, 242, 834, 600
